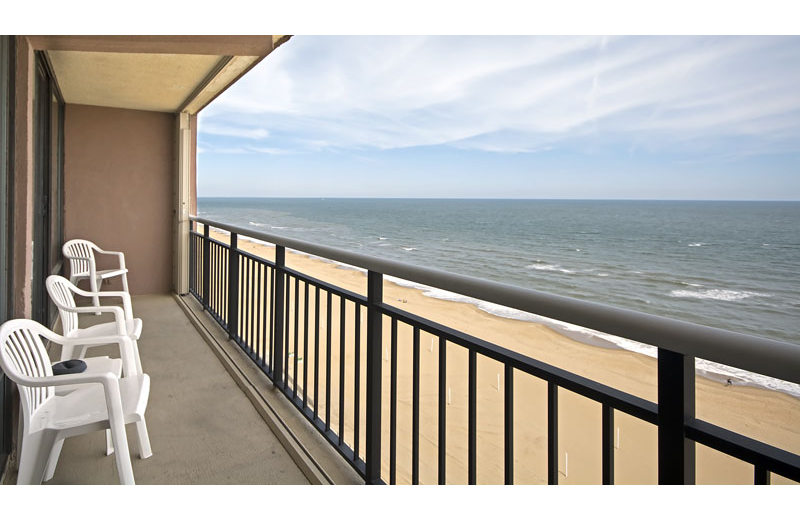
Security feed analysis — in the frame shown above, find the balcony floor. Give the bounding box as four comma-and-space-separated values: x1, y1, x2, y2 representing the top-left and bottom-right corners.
39, 294, 311, 485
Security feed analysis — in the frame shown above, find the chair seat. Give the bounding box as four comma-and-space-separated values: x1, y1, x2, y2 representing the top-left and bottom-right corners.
33, 374, 150, 434
73, 268, 128, 280
54, 356, 123, 396
67, 318, 142, 341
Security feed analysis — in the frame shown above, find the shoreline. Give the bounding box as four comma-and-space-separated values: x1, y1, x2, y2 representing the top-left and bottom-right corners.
231, 233, 800, 400
205, 228, 800, 484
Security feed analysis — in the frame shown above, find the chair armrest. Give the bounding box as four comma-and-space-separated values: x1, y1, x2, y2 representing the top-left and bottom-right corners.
94, 248, 126, 271
67, 287, 134, 321
16, 370, 118, 389
70, 305, 127, 335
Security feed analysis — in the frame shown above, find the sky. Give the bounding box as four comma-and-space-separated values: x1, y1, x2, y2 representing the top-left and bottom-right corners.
197, 35, 800, 200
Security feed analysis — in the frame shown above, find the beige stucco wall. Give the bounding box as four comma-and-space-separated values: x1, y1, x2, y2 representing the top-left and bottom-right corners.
63, 104, 174, 294
12, 36, 35, 319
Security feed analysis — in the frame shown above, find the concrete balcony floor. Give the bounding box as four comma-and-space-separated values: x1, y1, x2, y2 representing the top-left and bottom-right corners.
31, 294, 319, 485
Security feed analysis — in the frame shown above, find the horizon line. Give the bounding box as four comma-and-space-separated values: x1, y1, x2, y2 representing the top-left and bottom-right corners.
196, 196, 800, 202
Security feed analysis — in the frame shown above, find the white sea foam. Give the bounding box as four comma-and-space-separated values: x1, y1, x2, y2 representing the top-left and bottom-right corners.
597, 273, 609, 277
248, 221, 265, 227
527, 263, 574, 274
670, 289, 770, 302
688, 242, 706, 247
381, 274, 799, 398
271, 226, 288, 230
402, 247, 418, 251
282, 251, 797, 399
378, 237, 388, 240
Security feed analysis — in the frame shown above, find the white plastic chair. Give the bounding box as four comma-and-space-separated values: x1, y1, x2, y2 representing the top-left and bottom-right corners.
62, 239, 130, 310
46, 275, 143, 377
0, 319, 151, 485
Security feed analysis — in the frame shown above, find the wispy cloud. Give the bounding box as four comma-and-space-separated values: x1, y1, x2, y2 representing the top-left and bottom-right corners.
199, 36, 800, 156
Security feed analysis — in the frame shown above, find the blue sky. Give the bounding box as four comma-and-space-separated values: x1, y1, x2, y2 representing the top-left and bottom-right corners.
197, 35, 800, 200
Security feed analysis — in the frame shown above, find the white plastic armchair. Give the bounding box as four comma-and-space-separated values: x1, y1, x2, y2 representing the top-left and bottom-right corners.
0, 319, 151, 485
46, 275, 143, 376
62, 239, 130, 309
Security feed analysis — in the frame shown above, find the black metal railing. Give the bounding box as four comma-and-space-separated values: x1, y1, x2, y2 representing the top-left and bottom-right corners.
188, 216, 800, 485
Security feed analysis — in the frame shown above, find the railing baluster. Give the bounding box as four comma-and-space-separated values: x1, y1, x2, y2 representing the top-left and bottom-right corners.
354, 302, 361, 461
284, 273, 290, 388
210, 242, 215, 313
250, 257, 256, 354
255, 258, 262, 357
365, 271, 383, 484
657, 348, 696, 484
339, 296, 346, 446
438, 336, 446, 485
201, 227, 208, 308
314, 285, 320, 421
261, 263, 269, 365
304, 281, 309, 409
504, 364, 514, 485
217, 243, 222, 316
468, 348, 477, 485
390, 316, 397, 485
189, 232, 194, 293
602, 404, 614, 485
272, 246, 285, 386
325, 290, 332, 431
223, 243, 229, 323
548, 381, 558, 485
412, 327, 420, 484
269, 266, 275, 370
754, 465, 771, 485
294, 277, 300, 399
244, 257, 250, 349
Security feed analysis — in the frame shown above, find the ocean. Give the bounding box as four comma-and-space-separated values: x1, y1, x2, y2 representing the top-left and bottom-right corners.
197, 198, 800, 396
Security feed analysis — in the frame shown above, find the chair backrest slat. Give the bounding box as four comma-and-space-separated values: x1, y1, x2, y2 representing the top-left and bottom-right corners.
63, 239, 97, 279
0, 321, 55, 423
46, 276, 79, 335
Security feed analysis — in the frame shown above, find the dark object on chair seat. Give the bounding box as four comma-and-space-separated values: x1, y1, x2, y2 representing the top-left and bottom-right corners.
52, 359, 87, 375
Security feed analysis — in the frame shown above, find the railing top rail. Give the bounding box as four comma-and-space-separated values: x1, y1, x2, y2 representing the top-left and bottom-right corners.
190, 215, 800, 385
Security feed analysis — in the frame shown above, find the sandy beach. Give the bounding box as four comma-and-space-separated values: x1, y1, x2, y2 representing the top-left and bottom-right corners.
205, 228, 800, 485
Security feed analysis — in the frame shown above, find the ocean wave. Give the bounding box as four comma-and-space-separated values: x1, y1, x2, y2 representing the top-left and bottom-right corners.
670, 289, 770, 301
378, 237, 389, 241
688, 242, 707, 247
527, 262, 574, 274
271, 226, 288, 229
402, 247, 418, 251
248, 221, 265, 227
597, 273, 609, 277
383, 274, 800, 398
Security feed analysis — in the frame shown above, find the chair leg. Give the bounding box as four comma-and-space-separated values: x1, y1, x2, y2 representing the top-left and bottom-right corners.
132, 339, 143, 376
90, 276, 101, 315
135, 418, 152, 459
17, 430, 57, 485
106, 429, 114, 456
109, 418, 135, 485
42, 438, 65, 482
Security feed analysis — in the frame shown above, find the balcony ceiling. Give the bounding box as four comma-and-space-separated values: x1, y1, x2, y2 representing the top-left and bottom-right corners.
47, 51, 227, 113
32, 36, 291, 114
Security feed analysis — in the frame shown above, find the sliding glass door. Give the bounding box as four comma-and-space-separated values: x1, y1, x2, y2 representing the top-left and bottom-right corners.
31, 53, 64, 327
0, 35, 14, 476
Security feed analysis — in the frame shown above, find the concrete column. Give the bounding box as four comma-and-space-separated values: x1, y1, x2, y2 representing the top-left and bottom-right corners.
174, 112, 191, 294
12, 36, 34, 319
